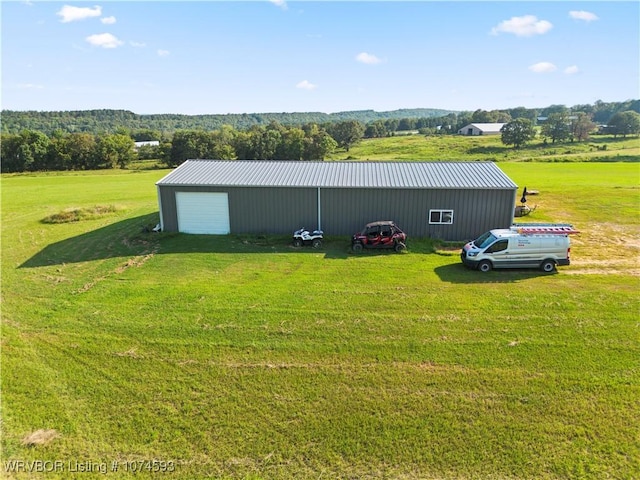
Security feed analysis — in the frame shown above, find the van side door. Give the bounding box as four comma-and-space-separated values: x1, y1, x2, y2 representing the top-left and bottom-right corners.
507, 236, 541, 268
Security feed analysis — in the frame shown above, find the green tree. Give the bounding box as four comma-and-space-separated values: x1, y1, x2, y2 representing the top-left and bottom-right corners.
540, 104, 569, 117
95, 133, 136, 169
231, 125, 281, 160
303, 124, 337, 160
131, 129, 162, 141
397, 118, 416, 131
158, 141, 173, 166
278, 128, 306, 160
1, 133, 22, 172
231, 131, 253, 161
454, 112, 473, 131
114, 126, 132, 137
384, 119, 399, 134
438, 113, 458, 133
493, 111, 512, 123
471, 109, 495, 123
500, 119, 535, 148
508, 106, 537, 123
64, 133, 98, 169
1, 130, 51, 172
607, 111, 640, 137
541, 112, 571, 143
169, 130, 216, 166
208, 127, 236, 160
364, 120, 387, 138
328, 120, 364, 152
254, 126, 282, 160
571, 113, 596, 142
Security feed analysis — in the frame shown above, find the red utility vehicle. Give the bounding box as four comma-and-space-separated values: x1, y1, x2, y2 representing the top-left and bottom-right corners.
351, 221, 407, 253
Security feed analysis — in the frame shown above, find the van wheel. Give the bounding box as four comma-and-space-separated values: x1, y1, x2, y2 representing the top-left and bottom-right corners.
478, 260, 492, 273
540, 259, 556, 272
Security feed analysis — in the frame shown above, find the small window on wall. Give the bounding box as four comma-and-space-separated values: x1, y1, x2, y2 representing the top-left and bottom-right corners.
429, 209, 454, 225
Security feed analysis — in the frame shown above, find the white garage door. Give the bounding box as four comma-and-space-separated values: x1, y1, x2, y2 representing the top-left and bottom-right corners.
176, 192, 230, 234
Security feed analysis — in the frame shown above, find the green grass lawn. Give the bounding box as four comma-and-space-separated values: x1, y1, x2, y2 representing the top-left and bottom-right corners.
2, 163, 639, 479
331, 133, 640, 163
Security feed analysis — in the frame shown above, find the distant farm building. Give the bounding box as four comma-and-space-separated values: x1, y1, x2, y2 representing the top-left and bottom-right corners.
134, 141, 160, 149
457, 123, 505, 136
156, 160, 517, 241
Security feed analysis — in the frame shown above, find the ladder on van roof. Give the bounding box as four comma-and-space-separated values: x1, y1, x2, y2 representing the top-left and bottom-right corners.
511, 223, 580, 235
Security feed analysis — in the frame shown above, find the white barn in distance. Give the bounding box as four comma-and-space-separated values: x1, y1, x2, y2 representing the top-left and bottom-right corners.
458, 123, 505, 136
134, 140, 160, 149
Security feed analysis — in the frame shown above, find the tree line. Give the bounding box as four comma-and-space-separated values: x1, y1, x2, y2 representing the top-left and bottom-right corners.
0, 108, 453, 136
1, 122, 344, 173
2, 100, 638, 136
2, 106, 639, 173
499, 110, 640, 149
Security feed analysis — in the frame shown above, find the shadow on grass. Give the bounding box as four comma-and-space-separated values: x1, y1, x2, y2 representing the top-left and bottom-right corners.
19, 214, 361, 267
20, 213, 162, 268
20, 214, 471, 268
434, 263, 554, 284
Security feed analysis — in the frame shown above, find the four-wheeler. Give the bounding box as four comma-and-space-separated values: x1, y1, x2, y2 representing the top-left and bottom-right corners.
351, 221, 407, 253
292, 227, 324, 248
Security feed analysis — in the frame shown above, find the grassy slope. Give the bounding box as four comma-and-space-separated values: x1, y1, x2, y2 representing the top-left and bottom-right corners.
331, 134, 640, 162
2, 162, 639, 479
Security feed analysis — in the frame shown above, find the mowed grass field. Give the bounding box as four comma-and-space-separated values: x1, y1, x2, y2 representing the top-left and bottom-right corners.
331, 133, 640, 163
2, 161, 639, 479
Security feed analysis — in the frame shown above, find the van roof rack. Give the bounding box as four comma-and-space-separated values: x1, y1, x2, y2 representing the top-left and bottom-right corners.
511, 223, 580, 235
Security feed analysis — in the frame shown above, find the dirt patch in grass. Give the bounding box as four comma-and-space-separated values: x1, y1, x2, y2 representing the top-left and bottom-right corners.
569, 222, 640, 275
114, 348, 143, 359
74, 247, 158, 294
114, 251, 156, 274
42, 205, 120, 224
21, 429, 60, 447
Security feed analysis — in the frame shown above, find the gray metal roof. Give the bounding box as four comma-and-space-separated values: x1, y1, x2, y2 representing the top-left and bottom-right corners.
156, 160, 517, 190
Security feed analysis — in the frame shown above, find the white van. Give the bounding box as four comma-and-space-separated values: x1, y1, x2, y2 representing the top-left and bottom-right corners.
461, 224, 578, 273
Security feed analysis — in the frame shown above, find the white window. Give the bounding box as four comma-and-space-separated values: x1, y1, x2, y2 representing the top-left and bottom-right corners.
429, 209, 454, 225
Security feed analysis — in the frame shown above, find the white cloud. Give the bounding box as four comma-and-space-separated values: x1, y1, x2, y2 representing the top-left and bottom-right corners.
296, 80, 317, 91
356, 52, 382, 65
101, 16, 116, 25
564, 65, 580, 75
157, 49, 170, 57
57, 5, 102, 23
130, 41, 146, 48
491, 15, 553, 37
569, 11, 599, 22
269, 0, 287, 10
85, 33, 124, 49
529, 62, 557, 73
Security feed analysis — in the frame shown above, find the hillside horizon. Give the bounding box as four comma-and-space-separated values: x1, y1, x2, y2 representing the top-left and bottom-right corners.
4, 98, 639, 117
2, 99, 638, 136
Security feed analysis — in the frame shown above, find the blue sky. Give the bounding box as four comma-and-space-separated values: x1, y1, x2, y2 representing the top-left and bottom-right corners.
2, 1, 638, 115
